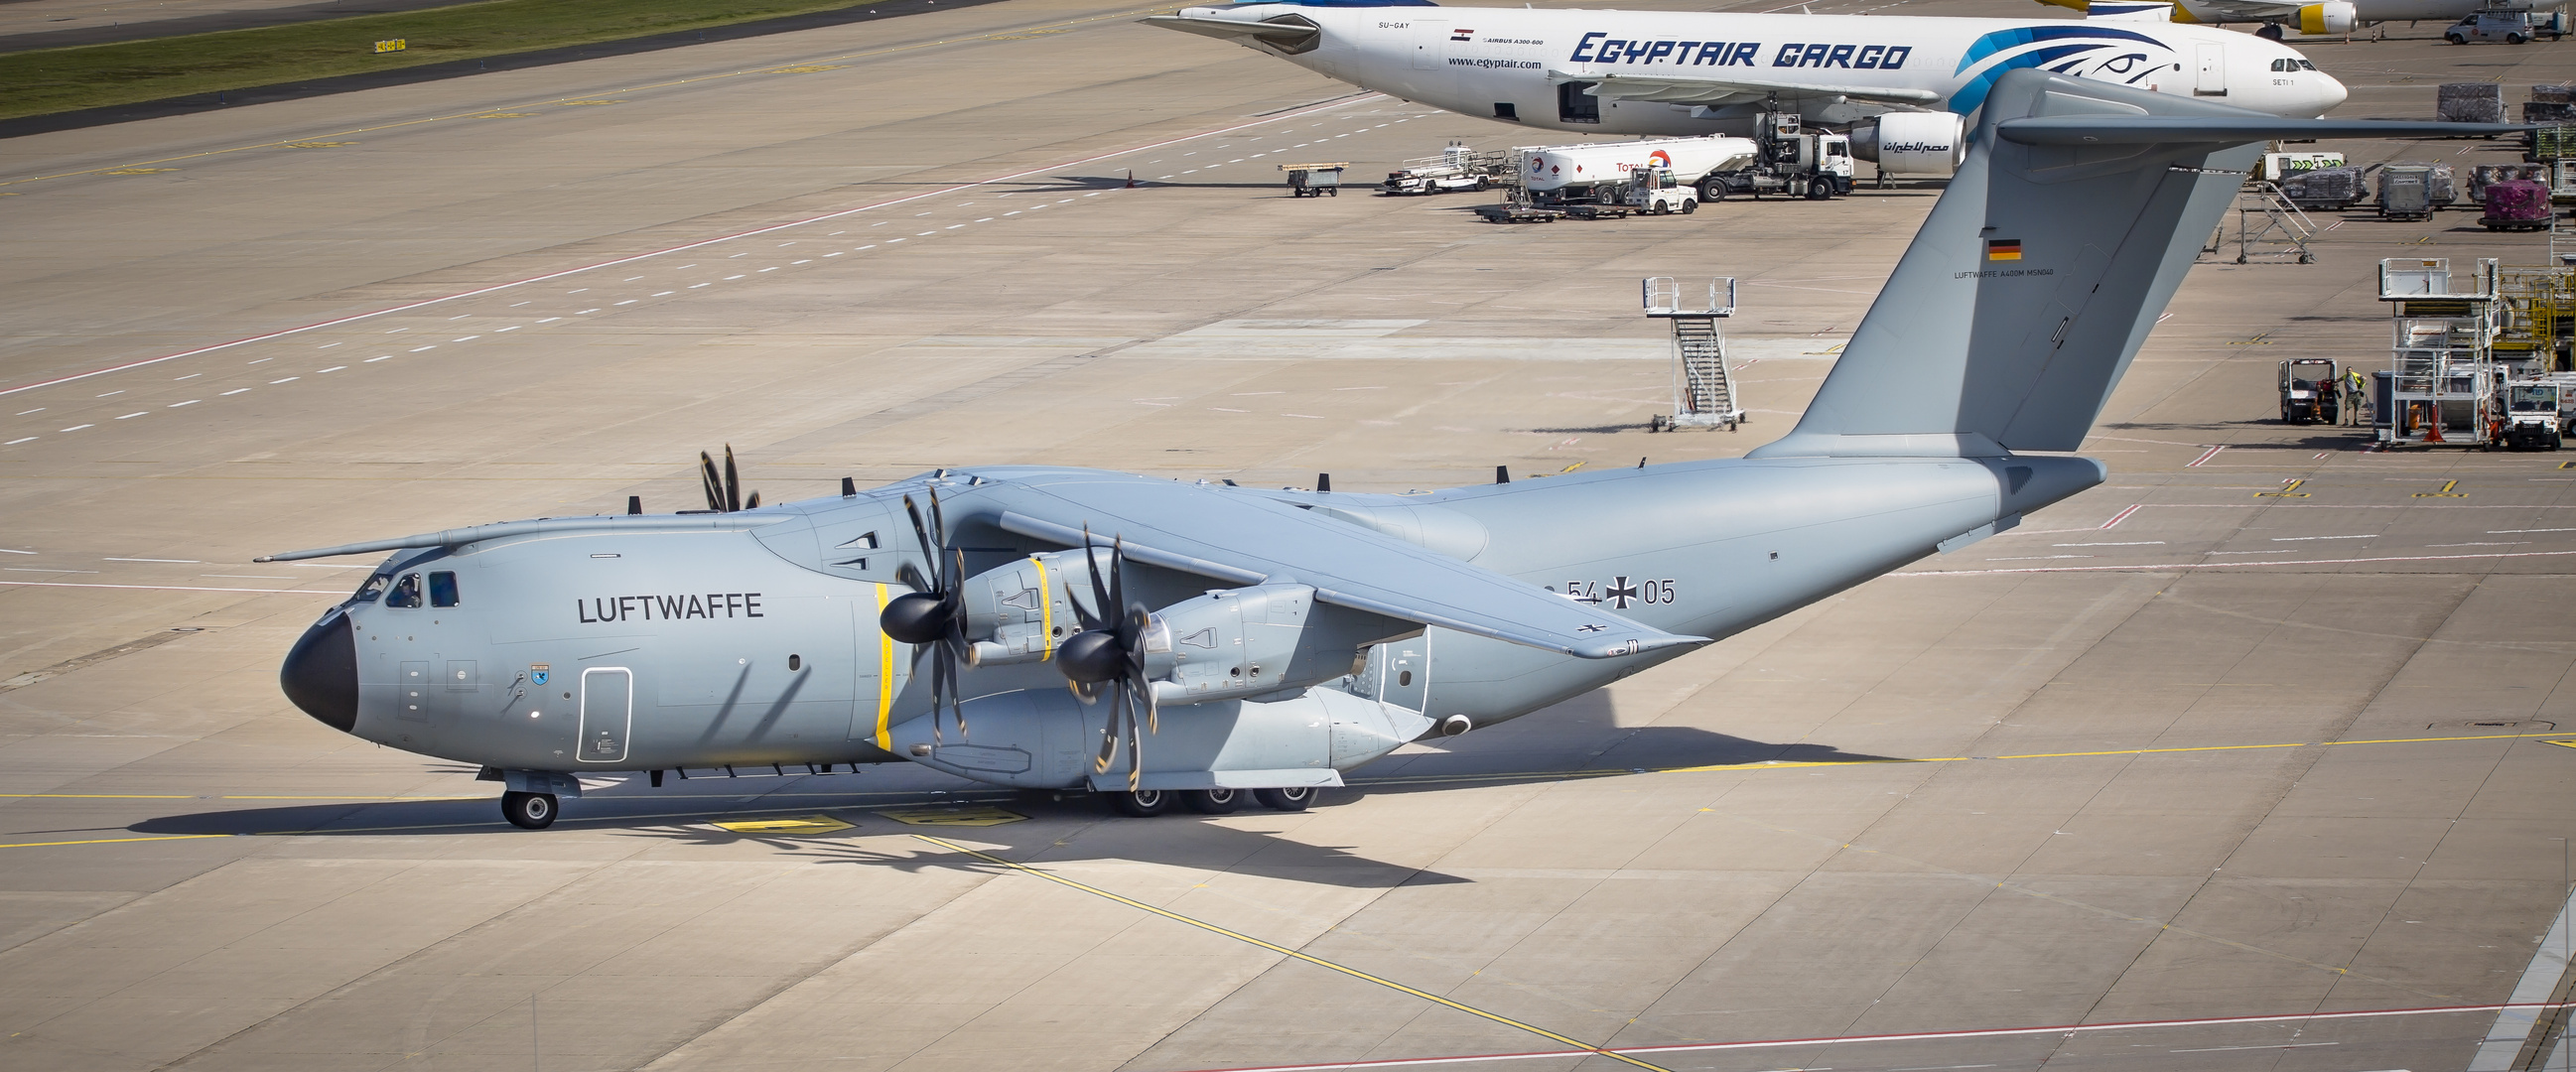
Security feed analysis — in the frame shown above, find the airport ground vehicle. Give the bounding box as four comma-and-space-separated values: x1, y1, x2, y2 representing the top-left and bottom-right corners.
1384, 145, 1505, 196
1699, 114, 1854, 201
1625, 167, 1698, 214
2503, 378, 2568, 450
2380, 166, 2436, 220
1519, 135, 1757, 202
2483, 180, 2555, 229
2445, 9, 2551, 43
2280, 358, 2341, 424
1284, 163, 1345, 197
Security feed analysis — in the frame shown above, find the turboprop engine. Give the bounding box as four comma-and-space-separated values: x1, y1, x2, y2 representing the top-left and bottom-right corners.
2296, 2, 2355, 35
893, 583, 1428, 791
1848, 112, 1967, 178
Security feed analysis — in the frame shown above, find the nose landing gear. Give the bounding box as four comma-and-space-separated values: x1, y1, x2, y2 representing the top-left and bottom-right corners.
502, 790, 559, 829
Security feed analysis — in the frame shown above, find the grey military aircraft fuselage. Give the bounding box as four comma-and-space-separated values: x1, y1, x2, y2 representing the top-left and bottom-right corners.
286, 458, 2091, 792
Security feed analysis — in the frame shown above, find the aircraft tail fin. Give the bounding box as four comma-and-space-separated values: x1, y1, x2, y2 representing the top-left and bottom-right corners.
1749, 69, 2514, 461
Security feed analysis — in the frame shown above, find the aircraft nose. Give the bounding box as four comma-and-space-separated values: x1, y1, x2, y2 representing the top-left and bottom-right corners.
2317, 71, 2350, 114
281, 608, 359, 733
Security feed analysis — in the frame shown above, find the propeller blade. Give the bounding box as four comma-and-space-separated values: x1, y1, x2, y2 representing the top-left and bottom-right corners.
700, 452, 724, 512
1085, 527, 1114, 631
901, 496, 936, 575
942, 640, 965, 740
723, 445, 743, 513
1123, 689, 1143, 792
1108, 537, 1127, 626
1095, 706, 1120, 773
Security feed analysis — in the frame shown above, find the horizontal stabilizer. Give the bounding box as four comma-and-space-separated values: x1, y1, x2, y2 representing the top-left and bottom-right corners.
1750, 69, 2524, 461
1140, 13, 1321, 46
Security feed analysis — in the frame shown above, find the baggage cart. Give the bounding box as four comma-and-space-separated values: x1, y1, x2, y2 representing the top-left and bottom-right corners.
1281, 163, 1345, 198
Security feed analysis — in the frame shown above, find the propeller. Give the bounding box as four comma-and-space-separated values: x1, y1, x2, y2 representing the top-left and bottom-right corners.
878, 489, 973, 744
698, 445, 760, 512
1056, 531, 1156, 791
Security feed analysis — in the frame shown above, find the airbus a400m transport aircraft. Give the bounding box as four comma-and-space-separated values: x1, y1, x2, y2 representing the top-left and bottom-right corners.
1146, 0, 2347, 145
269, 70, 2503, 831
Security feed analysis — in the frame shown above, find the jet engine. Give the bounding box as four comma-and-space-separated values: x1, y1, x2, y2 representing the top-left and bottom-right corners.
1848, 112, 1966, 178
2296, 2, 2355, 34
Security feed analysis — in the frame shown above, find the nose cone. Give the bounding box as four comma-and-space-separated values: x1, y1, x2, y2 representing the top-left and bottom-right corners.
2316, 71, 2350, 115
281, 609, 359, 733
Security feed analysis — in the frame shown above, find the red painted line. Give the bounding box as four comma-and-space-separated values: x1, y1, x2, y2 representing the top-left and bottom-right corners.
2185, 445, 2224, 468
0, 95, 1385, 399
1902, 547, 2576, 577
2100, 503, 2142, 529
0, 581, 327, 594
1172, 1002, 2571, 1072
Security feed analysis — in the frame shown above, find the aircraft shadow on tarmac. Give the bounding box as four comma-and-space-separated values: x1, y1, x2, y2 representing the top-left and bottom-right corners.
126, 692, 1898, 886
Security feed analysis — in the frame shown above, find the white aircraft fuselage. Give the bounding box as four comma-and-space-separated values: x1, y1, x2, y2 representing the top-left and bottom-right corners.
1163, 2, 2348, 135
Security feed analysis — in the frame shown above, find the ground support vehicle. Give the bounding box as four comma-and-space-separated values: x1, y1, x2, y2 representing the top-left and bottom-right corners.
2503, 378, 2568, 450
1282, 163, 1345, 198
2379, 166, 2436, 221
2378, 258, 2508, 450
2446, 9, 2552, 43
1383, 145, 1505, 196
1624, 167, 1698, 215
1698, 113, 1853, 201
1472, 204, 1560, 224
2280, 358, 2341, 425
2278, 166, 2367, 211
2484, 180, 2555, 230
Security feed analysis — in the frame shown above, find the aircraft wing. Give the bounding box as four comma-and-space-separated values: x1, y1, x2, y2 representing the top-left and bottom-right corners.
1559, 69, 1944, 108
982, 476, 1706, 660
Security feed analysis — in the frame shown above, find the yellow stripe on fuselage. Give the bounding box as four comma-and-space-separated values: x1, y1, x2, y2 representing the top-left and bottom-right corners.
874, 582, 895, 750
1032, 557, 1054, 661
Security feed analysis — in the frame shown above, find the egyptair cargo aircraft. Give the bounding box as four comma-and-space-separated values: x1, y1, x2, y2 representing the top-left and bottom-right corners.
1146, 0, 2347, 146
269, 70, 2500, 832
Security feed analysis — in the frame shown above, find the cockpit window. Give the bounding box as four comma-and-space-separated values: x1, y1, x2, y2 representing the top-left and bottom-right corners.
386, 573, 423, 608
429, 571, 461, 608
2297, 60, 2317, 70
353, 574, 390, 603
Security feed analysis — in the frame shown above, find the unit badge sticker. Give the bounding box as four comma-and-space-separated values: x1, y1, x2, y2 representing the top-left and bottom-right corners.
530, 664, 550, 686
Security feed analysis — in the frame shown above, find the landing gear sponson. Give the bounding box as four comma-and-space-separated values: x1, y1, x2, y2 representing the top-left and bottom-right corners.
1113, 786, 1315, 817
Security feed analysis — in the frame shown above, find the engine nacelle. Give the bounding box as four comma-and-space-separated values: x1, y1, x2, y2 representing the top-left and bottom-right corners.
2297, 2, 2355, 34
956, 547, 1114, 662
1148, 584, 1406, 706
1848, 112, 1966, 178
887, 685, 1431, 790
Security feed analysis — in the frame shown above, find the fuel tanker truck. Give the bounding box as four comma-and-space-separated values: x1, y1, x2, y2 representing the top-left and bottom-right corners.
1519, 135, 1760, 204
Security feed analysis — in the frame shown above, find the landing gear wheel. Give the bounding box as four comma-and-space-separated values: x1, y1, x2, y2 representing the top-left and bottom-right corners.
502, 791, 557, 830
1254, 786, 1315, 812
1114, 788, 1170, 817
2256, 21, 2285, 39
1184, 788, 1243, 814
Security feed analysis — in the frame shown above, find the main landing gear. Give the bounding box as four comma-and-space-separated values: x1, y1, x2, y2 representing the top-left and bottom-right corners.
502, 790, 559, 829
1111, 786, 1315, 816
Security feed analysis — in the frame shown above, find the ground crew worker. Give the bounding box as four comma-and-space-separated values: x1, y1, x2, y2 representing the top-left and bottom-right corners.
2343, 368, 2369, 426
